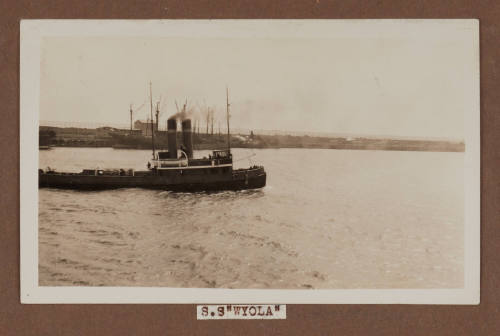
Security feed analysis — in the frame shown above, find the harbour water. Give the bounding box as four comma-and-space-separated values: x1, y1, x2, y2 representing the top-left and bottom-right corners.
39, 147, 464, 288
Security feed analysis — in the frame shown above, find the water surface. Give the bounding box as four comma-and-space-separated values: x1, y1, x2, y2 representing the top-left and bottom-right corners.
39, 147, 464, 288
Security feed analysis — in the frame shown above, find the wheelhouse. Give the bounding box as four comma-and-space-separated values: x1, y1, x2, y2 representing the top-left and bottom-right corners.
210, 150, 232, 165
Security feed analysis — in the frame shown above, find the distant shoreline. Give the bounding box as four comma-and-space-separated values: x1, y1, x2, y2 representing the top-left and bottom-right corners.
39, 126, 465, 153
41, 145, 465, 153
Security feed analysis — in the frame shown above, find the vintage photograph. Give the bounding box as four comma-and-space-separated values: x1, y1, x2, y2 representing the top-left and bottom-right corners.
21, 20, 479, 303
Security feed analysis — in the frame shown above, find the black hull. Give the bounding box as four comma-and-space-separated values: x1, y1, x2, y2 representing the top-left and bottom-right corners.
39, 168, 266, 192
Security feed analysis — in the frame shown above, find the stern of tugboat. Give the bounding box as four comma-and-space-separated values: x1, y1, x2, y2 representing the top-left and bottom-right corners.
233, 166, 266, 190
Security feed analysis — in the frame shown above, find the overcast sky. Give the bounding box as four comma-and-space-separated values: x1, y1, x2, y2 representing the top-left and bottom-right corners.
40, 26, 475, 139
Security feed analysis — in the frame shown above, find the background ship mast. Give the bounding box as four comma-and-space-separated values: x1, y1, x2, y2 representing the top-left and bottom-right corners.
155, 94, 164, 132
149, 82, 155, 158
155, 102, 160, 132
226, 86, 231, 152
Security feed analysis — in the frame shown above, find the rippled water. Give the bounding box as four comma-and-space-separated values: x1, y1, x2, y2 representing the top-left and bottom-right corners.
39, 147, 464, 288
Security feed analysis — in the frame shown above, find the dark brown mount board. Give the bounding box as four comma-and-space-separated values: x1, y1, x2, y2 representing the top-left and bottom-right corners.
1, 1, 498, 335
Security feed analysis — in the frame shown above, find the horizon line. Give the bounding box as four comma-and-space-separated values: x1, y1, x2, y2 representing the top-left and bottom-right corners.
39, 120, 465, 143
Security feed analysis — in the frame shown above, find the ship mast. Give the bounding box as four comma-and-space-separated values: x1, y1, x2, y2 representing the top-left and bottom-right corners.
149, 81, 155, 158
226, 86, 231, 152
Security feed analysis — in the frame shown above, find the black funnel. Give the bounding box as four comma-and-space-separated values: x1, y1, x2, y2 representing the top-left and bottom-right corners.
167, 118, 177, 159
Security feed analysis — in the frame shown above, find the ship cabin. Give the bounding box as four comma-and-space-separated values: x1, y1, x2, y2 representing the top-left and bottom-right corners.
151, 150, 189, 169
151, 149, 233, 177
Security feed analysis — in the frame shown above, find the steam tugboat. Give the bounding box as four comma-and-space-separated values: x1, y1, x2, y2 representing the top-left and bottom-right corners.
38, 87, 266, 191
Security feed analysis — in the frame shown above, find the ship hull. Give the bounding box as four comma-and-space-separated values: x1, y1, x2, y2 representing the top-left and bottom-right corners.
39, 167, 266, 192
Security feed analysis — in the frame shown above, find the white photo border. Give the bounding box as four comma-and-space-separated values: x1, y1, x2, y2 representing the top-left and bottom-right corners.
20, 19, 480, 304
